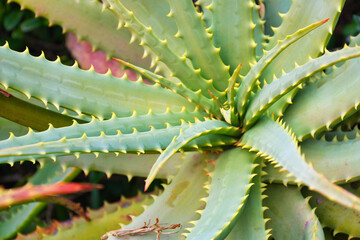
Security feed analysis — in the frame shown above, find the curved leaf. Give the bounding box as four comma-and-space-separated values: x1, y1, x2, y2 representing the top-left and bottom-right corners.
105, 152, 211, 240
304, 186, 360, 238
0, 44, 193, 119
40, 153, 182, 180
107, 0, 224, 101
264, 135, 360, 184
236, 19, 329, 118
244, 45, 360, 129
263, 184, 324, 239
11, 0, 150, 68
225, 158, 268, 240
185, 148, 255, 240
284, 47, 360, 140
210, 0, 260, 75
239, 117, 360, 211
168, 0, 230, 90
145, 119, 240, 190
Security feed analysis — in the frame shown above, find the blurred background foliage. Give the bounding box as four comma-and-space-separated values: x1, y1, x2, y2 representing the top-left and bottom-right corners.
0, 0, 360, 235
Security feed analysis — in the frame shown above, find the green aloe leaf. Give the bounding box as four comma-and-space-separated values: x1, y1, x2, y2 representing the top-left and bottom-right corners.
0, 108, 206, 153
120, 0, 185, 57
40, 153, 183, 180
168, 0, 230, 90
104, 152, 211, 240
236, 19, 329, 118
244, 45, 360, 129
262, 0, 291, 36
11, 0, 150, 68
0, 120, 237, 165
0, 44, 194, 119
113, 58, 221, 117
283, 49, 360, 140
210, 0, 260, 75
239, 117, 360, 212
264, 0, 345, 117
263, 184, 324, 239
185, 148, 256, 240
0, 91, 83, 131
145, 119, 240, 190
0, 117, 28, 140
225, 158, 268, 240
107, 0, 224, 101
304, 186, 360, 238
264, 134, 360, 184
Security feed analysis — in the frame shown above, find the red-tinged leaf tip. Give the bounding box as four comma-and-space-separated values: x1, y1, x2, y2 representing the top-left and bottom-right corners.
0, 88, 11, 97
322, 18, 330, 23
0, 182, 102, 210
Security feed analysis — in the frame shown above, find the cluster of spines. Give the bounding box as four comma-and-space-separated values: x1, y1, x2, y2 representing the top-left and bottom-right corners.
167, 0, 230, 91
108, 0, 227, 103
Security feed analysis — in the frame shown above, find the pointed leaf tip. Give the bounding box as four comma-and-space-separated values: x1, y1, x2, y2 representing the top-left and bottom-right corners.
322, 18, 330, 23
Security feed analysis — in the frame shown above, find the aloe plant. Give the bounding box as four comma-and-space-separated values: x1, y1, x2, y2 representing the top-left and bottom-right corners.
1, 0, 360, 239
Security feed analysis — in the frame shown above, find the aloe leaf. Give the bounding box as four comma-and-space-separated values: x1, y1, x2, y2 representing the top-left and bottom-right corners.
145, 119, 241, 190
304, 186, 360, 238
0, 117, 28, 141
263, 184, 324, 239
120, 0, 185, 57
40, 153, 182, 180
0, 122, 237, 164
11, 0, 150, 69
225, 158, 268, 240
0, 108, 206, 153
283, 32, 360, 139
235, 19, 329, 118
113, 58, 221, 117
262, 0, 292, 36
244, 45, 360, 129
0, 90, 84, 131
0, 45, 194, 119
0, 182, 100, 210
264, 134, 360, 184
107, 0, 224, 101
209, 0, 259, 75
168, 0, 230, 91
323, 125, 360, 141
252, 2, 265, 60
185, 148, 256, 240
0, 164, 79, 239
283, 51, 360, 140
18, 194, 153, 240
105, 152, 210, 240
262, 0, 345, 116
0, 125, 183, 160
239, 117, 360, 212
197, 0, 212, 28
262, 0, 344, 80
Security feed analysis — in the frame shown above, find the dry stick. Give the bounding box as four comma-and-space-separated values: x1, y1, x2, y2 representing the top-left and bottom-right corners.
101, 218, 181, 240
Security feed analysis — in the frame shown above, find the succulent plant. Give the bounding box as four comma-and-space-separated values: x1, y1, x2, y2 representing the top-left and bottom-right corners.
1, 0, 360, 239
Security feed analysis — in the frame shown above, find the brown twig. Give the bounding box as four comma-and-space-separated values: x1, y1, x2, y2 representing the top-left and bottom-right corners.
101, 218, 181, 240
